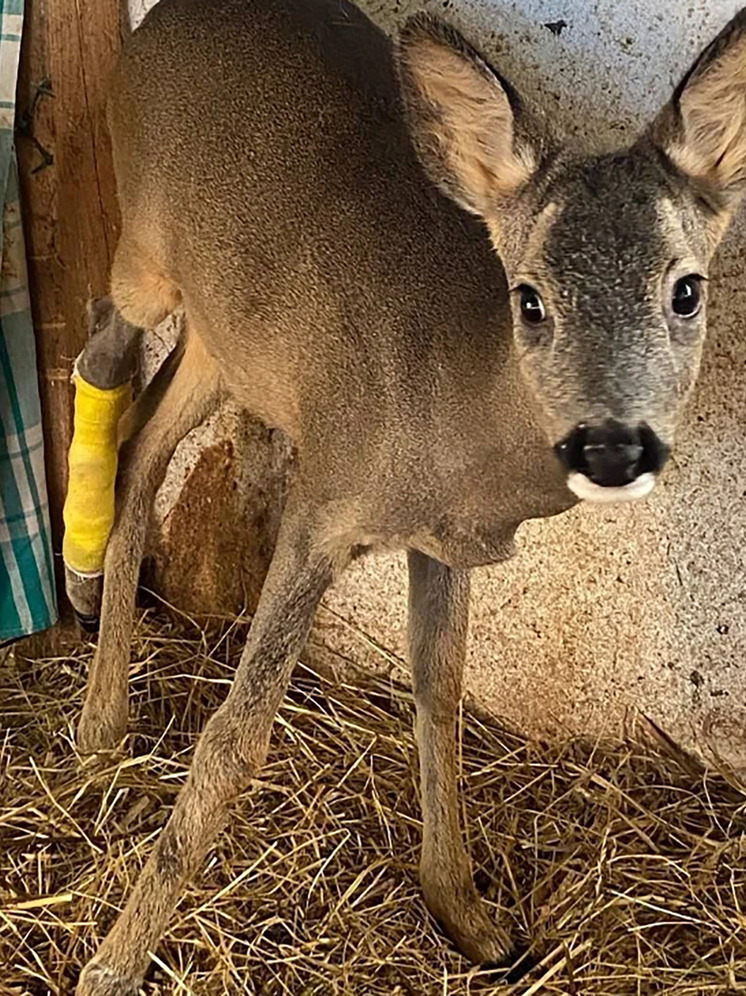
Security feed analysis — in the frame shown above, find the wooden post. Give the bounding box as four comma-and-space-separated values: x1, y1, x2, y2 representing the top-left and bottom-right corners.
17, 0, 122, 613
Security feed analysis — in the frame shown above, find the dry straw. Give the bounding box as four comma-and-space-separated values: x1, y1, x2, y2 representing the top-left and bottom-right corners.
1, 611, 745, 994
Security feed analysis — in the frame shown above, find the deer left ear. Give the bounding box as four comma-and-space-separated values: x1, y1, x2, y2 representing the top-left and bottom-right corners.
397, 14, 543, 218
648, 8, 746, 223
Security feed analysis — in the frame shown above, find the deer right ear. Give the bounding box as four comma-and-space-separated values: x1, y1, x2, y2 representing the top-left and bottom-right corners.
649, 8, 746, 223
397, 14, 540, 218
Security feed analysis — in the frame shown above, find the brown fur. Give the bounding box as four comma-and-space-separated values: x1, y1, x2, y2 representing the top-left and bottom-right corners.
398, 26, 537, 215
72, 2, 746, 991
653, 8, 746, 211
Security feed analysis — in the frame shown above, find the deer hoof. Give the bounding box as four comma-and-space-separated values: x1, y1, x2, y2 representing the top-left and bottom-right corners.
421, 869, 513, 964
77, 701, 127, 754
76, 961, 141, 996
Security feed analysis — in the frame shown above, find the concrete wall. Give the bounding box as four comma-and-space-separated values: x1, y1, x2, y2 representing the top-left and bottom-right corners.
130, 0, 746, 769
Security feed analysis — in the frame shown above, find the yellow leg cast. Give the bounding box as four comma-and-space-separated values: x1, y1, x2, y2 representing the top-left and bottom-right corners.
63, 373, 132, 626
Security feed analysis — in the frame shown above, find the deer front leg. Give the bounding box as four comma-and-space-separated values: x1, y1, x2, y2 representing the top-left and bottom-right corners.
76, 506, 333, 995
408, 549, 513, 964
77, 331, 218, 753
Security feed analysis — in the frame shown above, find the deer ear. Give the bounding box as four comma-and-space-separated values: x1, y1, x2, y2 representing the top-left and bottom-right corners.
397, 14, 541, 217
649, 9, 746, 218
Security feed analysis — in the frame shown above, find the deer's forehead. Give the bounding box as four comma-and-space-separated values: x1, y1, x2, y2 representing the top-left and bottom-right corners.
519, 155, 693, 283
554, 165, 666, 249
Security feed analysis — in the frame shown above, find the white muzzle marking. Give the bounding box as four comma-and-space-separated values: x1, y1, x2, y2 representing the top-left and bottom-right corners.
567, 471, 656, 504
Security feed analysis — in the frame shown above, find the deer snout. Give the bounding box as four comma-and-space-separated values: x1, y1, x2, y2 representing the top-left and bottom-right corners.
554, 420, 669, 503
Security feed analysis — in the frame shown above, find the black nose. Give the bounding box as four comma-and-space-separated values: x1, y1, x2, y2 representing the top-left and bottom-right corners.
554, 420, 669, 487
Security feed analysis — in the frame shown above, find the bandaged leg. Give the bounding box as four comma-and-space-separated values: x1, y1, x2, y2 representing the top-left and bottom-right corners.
62, 299, 143, 628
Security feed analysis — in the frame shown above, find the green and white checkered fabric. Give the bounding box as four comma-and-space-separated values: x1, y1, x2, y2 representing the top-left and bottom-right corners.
0, 1, 56, 640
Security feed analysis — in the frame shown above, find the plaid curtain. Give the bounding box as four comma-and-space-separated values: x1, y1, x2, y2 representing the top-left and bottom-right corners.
0, 1, 56, 640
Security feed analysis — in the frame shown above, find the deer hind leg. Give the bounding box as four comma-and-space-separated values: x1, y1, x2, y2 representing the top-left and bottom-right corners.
63, 299, 142, 627
76, 499, 334, 994
63, 235, 182, 626
76, 327, 220, 753
408, 549, 514, 964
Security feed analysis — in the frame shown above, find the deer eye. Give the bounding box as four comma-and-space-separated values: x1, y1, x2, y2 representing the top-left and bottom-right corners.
518, 285, 546, 324
672, 275, 702, 318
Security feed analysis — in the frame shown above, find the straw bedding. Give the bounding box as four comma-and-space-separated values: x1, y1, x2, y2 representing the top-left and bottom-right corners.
2, 612, 745, 994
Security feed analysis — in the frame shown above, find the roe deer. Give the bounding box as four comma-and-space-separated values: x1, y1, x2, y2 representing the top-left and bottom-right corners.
70, 0, 746, 990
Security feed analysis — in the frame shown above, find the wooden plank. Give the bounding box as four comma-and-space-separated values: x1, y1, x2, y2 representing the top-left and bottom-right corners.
17, 0, 122, 609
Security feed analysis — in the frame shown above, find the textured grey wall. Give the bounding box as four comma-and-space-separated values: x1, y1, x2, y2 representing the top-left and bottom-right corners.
130, 0, 746, 768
